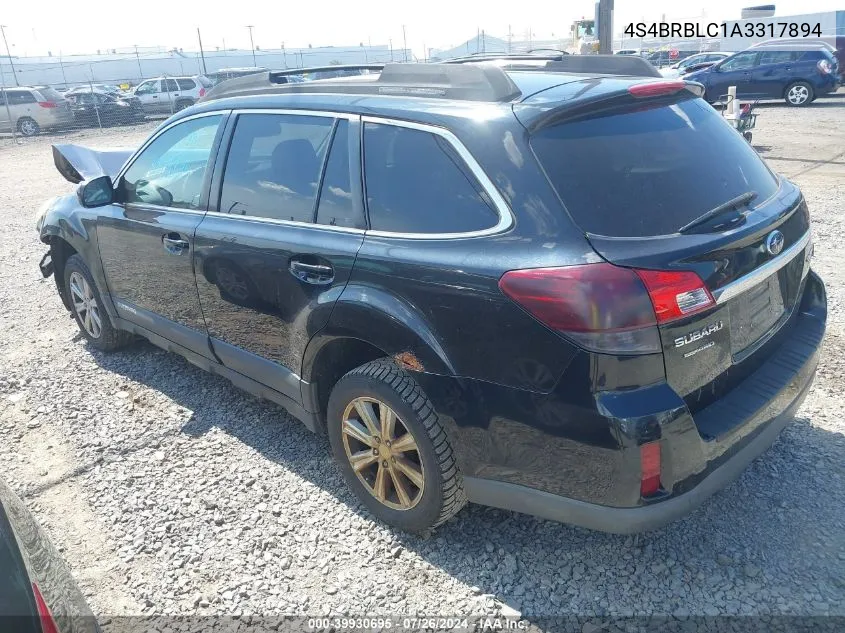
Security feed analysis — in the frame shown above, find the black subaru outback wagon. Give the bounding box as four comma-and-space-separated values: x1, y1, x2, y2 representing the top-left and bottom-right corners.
36, 58, 826, 534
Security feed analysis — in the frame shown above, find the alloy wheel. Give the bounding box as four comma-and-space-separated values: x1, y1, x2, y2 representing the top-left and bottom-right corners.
341, 397, 425, 510
69, 272, 103, 339
788, 85, 809, 105
19, 119, 38, 136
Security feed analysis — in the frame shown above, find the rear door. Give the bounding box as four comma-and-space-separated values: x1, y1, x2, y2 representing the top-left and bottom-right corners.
530, 94, 812, 415
752, 50, 799, 97
193, 110, 365, 402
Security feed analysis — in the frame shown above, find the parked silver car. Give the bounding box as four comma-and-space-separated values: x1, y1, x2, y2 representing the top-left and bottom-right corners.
0, 86, 74, 136
131, 76, 212, 114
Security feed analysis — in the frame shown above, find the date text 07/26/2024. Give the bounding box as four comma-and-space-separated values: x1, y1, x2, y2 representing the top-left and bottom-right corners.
624, 22, 822, 39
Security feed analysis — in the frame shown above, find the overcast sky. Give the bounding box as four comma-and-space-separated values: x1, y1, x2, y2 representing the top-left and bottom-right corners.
2, 0, 843, 57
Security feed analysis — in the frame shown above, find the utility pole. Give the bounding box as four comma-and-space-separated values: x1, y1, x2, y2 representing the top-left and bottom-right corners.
389, 38, 393, 61
481, 29, 486, 53
246, 25, 256, 66
0, 55, 17, 142
58, 52, 68, 86
402, 25, 408, 62
133, 45, 143, 80
508, 25, 513, 53
281, 43, 287, 68
598, 0, 614, 54
0, 25, 19, 86
196, 28, 207, 75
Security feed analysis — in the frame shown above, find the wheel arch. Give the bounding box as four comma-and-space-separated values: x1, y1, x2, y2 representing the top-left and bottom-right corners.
302, 285, 458, 429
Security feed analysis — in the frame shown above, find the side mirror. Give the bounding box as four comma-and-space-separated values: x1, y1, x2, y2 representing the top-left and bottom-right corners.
77, 175, 114, 208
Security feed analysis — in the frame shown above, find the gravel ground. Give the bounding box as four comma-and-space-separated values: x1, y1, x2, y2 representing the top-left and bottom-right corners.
1, 96, 844, 632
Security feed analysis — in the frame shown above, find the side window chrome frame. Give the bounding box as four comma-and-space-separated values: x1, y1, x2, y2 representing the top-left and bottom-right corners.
361, 115, 514, 240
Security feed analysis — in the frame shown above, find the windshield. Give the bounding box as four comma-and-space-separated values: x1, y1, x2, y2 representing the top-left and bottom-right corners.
531, 97, 779, 237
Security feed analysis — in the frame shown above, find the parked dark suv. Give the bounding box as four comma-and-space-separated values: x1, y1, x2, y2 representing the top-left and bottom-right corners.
686, 43, 840, 106
36, 59, 826, 534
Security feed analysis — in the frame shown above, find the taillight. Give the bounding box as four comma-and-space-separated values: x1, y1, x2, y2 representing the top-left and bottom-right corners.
628, 80, 686, 98
37, 101, 59, 108
498, 263, 661, 354
498, 263, 715, 354
640, 442, 662, 497
199, 87, 206, 97
634, 269, 715, 323
817, 59, 833, 75
32, 583, 60, 633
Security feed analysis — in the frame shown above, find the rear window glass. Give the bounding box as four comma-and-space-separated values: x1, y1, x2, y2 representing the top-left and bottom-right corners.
531, 97, 779, 237
34, 87, 64, 102
198, 75, 213, 88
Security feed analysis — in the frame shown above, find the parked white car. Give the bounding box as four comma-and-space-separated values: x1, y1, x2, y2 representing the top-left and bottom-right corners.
132, 76, 212, 114
660, 52, 730, 77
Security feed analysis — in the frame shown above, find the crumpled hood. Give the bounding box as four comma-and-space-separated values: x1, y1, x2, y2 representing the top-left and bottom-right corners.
51, 144, 135, 184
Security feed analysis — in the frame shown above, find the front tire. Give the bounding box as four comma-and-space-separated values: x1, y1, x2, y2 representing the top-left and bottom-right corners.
327, 359, 467, 533
63, 254, 133, 352
785, 81, 813, 107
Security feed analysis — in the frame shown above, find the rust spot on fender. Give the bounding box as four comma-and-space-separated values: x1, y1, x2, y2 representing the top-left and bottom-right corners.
394, 351, 424, 372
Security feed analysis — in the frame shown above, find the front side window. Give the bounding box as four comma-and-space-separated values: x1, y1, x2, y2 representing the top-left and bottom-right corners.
135, 81, 159, 95
363, 123, 498, 234
220, 113, 334, 221
720, 52, 757, 71
120, 115, 222, 209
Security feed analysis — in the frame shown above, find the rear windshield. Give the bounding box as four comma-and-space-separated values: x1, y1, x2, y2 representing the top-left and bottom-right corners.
531, 97, 779, 237
197, 75, 213, 88
34, 87, 65, 102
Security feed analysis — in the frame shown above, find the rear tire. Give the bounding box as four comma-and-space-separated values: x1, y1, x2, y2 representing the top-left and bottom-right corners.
18, 117, 40, 137
784, 81, 813, 107
63, 254, 133, 352
327, 359, 467, 533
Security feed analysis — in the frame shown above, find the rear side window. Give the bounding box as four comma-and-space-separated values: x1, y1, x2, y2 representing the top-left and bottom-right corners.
758, 51, 801, 65
316, 120, 364, 229
5, 90, 36, 105
165, 79, 179, 92
531, 97, 779, 237
220, 113, 333, 221
176, 78, 196, 91
363, 123, 498, 234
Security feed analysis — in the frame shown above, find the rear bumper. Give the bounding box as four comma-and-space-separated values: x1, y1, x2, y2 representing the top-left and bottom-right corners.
464, 363, 813, 533
459, 270, 826, 532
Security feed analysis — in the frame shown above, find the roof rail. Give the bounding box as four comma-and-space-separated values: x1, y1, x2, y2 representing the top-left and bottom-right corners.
542, 55, 661, 78
201, 62, 522, 103
443, 52, 568, 64
201, 64, 384, 101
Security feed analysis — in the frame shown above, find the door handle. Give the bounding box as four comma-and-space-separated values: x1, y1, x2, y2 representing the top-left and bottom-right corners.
289, 260, 334, 285
162, 233, 189, 255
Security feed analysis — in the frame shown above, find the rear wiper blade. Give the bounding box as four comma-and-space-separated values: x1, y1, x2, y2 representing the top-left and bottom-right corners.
678, 191, 757, 234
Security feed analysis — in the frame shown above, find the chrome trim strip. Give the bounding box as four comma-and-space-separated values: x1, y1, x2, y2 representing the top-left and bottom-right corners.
202, 210, 366, 234
713, 230, 811, 304
230, 108, 358, 120
361, 115, 514, 240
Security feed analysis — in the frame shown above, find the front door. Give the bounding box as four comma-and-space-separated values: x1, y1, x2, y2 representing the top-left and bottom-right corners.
133, 79, 165, 113
709, 51, 758, 100
97, 112, 226, 357
193, 111, 365, 402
